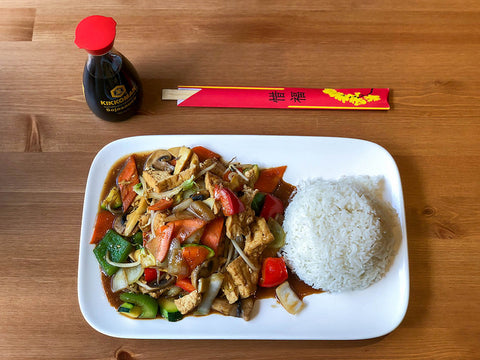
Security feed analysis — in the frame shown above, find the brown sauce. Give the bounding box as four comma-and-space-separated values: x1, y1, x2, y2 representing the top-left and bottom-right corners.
97, 150, 322, 313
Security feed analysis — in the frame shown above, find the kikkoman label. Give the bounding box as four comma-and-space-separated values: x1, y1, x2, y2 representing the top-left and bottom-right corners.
110, 85, 127, 98
100, 85, 138, 112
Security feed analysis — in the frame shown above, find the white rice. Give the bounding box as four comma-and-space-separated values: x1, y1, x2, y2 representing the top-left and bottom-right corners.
281, 176, 399, 292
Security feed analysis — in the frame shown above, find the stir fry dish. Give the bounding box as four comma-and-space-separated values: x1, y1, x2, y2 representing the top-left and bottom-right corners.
91, 145, 303, 321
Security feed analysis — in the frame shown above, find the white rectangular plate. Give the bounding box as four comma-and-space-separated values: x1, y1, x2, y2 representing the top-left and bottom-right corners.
78, 135, 409, 340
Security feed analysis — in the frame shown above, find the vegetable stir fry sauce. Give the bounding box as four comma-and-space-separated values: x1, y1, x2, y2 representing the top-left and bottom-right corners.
91, 145, 309, 321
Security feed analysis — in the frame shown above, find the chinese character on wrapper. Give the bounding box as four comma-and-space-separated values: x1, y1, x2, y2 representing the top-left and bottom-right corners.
268, 91, 285, 103
290, 92, 306, 103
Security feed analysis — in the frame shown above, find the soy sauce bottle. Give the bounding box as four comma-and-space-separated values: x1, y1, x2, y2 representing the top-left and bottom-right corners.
75, 16, 143, 122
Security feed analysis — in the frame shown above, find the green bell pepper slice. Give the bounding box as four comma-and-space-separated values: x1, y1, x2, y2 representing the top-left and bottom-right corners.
93, 229, 133, 276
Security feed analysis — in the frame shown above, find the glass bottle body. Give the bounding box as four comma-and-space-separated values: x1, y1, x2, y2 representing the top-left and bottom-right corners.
82, 48, 142, 122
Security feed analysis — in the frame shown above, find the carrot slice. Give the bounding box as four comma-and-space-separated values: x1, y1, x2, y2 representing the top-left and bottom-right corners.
182, 245, 212, 272
192, 146, 221, 162
90, 210, 116, 244
147, 198, 174, 211
171, 218, 207, 243
254, 166, 287, 193
200, 217, 225, 255
146, 223, 175, 262
117, 155, 139, 212
175, 277, 195, 292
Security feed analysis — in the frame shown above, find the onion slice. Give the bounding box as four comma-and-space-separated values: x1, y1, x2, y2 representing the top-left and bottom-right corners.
195, 163, 217, 179
135, 281, 162, 291
196, 273, 224, 315
275, 281, 304, 315
230, 237, 258, 271
105, 251, 140, 268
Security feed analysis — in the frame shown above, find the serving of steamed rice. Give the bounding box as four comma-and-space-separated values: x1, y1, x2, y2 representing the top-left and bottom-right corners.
281, 176, 399, 293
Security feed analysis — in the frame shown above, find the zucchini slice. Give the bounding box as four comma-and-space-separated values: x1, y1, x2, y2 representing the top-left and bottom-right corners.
158, 297, 183, 322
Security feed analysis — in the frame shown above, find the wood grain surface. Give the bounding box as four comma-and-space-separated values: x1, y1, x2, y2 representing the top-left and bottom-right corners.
1, 1, 479, 359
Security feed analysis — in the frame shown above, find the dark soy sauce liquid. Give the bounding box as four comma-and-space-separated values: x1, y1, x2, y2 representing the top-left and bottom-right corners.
83, 50, 143, 122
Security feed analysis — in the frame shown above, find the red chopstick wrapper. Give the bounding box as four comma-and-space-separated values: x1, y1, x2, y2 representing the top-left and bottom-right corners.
163, 86, 390, 110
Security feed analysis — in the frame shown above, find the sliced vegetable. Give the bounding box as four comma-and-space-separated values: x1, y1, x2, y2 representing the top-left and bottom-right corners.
118, 302, 143, 318
181, 244, 215, 272
125, 264, 144, 284
119, 292, 158, 319
111, 264, 143, 292
267, 218, 286, 249
260, 194, 284, 220
117, 155, 140, 212
213, 185, 245, 216
90, 210, 116, 244
93, 230, 133, 276
259, 257, 288, 288
230, 237, 258, 271
275, 281, 304, 315
133, 248, 156, 268
254, 166, 287, 193
250, 192, 266, 216
171, 218, 207, 243
145, 223, 175, 262
111, 267, 128, 292
192, 146, 221, 162
187, 200, 216, 222
196, 273, 224, 315
147, 198, 174, 211
131, 231, 143, 247
144, 267, 157, 283
175, 277, 195, 293
132, 182, 143, 195
124, 196, 148, 236
105, 251, 140, 268
101, 187, 122, 210
200, 216, 225, 255
158, 297, 183, 322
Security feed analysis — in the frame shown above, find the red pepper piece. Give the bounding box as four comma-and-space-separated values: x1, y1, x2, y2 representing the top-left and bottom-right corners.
259, 257, 289, 288
144, 268, 157, 283
213, 185, 245, 216
260, 194, 284, 220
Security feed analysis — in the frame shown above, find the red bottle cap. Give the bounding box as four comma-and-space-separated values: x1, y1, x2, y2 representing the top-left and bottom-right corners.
75, 15, 116, 55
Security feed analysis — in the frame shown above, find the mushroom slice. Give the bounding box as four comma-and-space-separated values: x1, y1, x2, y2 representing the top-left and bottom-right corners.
144, 149, 174, 172
191, 257, 219, 290
113, 215, 127, 235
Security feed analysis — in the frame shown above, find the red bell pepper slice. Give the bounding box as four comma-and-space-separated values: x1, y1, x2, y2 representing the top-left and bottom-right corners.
259, 257, 289, 288
117, 155, 140, 212
90, 210, 116, 244
213, 185, 245, 216
260, 194, 284, 220
254, 166, 287, 193
144, 268, 157, 283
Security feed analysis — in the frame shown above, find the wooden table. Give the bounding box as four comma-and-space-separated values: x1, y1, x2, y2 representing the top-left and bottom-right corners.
1, 1, 479, 359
